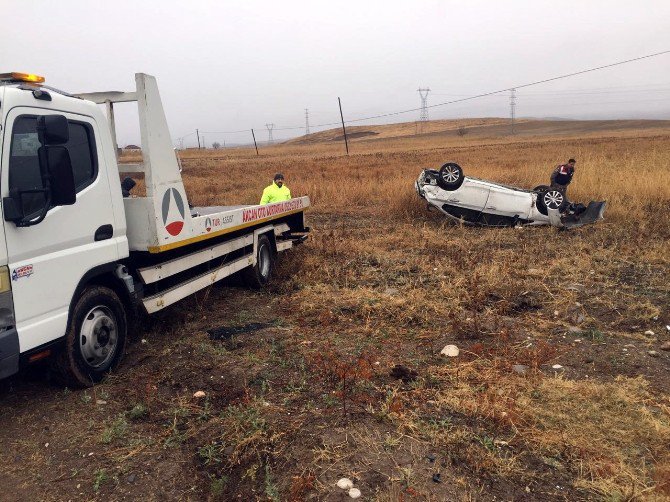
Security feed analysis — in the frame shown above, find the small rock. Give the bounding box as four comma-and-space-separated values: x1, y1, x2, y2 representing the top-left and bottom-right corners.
193, 390, 206, 399
127, 474, 136, 483
552, 364, 564, 370
666, 325, 670, 332
660, 342, 670, 351
141, 339, 148, 344
553, 310, 559, 317
348, 487, 361, 499
44, 443, 49, 448
337, 478, 353, 490
648, 351, 659, 358
432, 472, 441, 483
440, 344, 459, 357
96, 400, 107, 405
512, 364, 529, 375
384, 287, 399, 296
426, 454, 436, 463
644, 330, 655, 336
568, 326, 581, 334
574, 339, 582, 343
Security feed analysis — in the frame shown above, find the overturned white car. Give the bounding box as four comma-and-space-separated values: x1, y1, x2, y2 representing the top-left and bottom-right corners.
416, 162, 606, 229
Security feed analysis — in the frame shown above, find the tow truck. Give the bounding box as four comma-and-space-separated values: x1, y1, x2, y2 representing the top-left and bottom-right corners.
0, 72, 310, 386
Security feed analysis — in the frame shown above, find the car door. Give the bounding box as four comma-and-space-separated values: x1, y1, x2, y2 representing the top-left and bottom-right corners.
485, 185, 533, 220
442, 179, 491, 220
2, 108, 118, 353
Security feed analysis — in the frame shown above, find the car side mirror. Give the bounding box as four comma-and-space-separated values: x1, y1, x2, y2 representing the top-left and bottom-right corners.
38, 115, 69, 145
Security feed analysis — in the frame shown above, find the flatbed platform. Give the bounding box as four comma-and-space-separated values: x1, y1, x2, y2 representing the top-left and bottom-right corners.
125, 195, 310, 253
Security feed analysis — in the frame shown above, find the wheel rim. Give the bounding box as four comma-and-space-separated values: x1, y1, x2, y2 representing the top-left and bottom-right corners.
543, 190, 564, 210
258, 243, 271, 279
441, 165, 460, 184
79, 306, 118, 369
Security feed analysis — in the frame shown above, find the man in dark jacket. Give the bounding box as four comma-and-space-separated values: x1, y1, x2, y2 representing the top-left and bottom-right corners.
550, 158, 576, 192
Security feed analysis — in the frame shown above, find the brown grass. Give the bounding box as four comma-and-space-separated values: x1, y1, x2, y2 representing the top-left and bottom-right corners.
5, 121, 669, 500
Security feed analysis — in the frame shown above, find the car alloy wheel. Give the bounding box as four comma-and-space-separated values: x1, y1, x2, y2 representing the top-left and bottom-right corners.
441, 165, 461, 184
543, 190, 564, 210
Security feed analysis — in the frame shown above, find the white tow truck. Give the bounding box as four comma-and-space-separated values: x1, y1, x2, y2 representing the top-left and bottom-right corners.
0, 72, 310, 386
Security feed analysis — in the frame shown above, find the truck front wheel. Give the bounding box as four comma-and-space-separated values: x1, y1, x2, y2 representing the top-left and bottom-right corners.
243, 234, 274, 289
54, 286, 128, 387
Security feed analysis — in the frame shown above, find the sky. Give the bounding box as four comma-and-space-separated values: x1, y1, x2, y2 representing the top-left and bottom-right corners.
2, 0, 669, 147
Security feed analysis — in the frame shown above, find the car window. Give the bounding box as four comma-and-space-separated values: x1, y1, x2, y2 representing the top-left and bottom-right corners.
8, 115, 98, 217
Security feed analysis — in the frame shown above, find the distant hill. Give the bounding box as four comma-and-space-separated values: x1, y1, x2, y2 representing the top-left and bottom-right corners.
284, 118, 670, 145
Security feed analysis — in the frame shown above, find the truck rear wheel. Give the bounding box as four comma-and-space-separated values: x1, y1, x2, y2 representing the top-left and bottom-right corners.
243, 235, 274, 289
53, 286, 127, 388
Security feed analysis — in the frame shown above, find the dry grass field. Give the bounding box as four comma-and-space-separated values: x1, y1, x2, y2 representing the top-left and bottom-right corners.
0, 119, 669, 501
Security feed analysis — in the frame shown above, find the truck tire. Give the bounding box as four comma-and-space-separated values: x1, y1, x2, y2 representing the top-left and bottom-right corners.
53, 286, 127, 388
243, 234, 274, 289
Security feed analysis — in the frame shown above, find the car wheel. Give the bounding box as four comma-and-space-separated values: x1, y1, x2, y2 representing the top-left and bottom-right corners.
536, 188, 568, 215
437, 162, 465, 191
53, 286, 128, 388
243, 234, 274, 289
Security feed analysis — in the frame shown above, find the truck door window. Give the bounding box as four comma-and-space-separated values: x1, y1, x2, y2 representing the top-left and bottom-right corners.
9, 115, 98, 216
8, 116, 45, 217
68, 122, 97, 191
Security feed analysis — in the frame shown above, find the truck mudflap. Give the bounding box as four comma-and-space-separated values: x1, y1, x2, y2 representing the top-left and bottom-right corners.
548, 201, 607, 229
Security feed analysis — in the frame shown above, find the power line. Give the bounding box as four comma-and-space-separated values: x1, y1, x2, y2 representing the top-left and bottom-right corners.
175, 50, 670, 143
341, 50, 670, 125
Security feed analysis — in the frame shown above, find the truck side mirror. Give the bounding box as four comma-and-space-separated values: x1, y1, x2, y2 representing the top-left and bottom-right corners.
43, 146, 76, 206
2, 115, 76, 226
38, 115, 69, 145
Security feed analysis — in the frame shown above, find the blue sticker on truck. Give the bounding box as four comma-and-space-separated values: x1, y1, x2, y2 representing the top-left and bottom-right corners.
12, 265, 33, 281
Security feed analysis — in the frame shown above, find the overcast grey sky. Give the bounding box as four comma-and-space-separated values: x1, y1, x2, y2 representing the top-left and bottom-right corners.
2, 0, 669, 146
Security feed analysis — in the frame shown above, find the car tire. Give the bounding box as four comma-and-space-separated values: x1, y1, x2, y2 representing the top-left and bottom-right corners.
242, 234, 274, 289
535, 187, 569, 215
53, 286, 128, 388
437, 163, 465, 191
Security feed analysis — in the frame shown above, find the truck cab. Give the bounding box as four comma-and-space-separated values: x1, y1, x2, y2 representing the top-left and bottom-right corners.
0, 72, 309, 386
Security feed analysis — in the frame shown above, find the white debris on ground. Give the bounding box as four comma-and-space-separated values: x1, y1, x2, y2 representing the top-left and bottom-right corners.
349, 488, 362, 499
440, 344, 459, 357
337, 478, 353, 490
193, 390, 206, 398
645, 330, 655, 336
552, 364, 564, 370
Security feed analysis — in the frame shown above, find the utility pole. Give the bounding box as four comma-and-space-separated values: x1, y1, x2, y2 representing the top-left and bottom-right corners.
202, 136, 206, 149
251, 129, 259, 155
338, 97, 349, 155
265, 123, 275, 145
510, 88, 516, 135
305, 108, 310, 135
196, 129, 201, 149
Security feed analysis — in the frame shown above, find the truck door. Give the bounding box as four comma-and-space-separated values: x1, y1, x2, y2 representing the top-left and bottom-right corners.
1, 109, 118, 353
